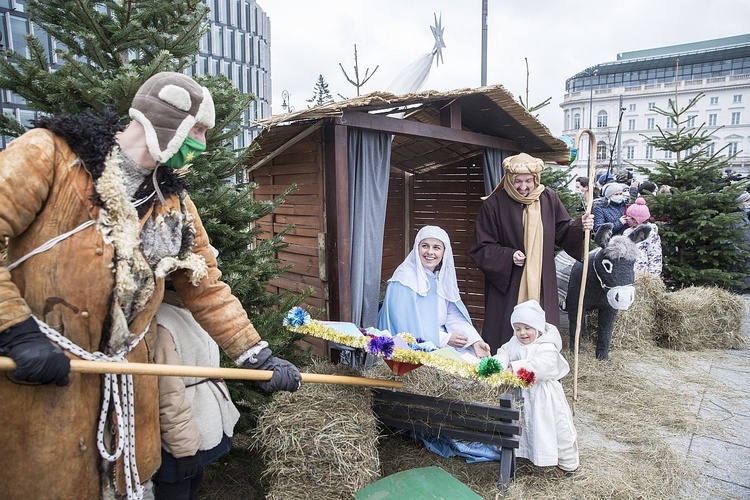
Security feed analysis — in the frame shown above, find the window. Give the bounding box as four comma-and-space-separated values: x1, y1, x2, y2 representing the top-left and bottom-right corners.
687, 115, 696, 127
709, 113, 717, 126
10, 15, 31, 57
597, 110, 608, 128
629, 103, 636, 111
648, 102, 656, 110
728, 142, 739, 156
707, 142, 715, 156
664, 150, 673, 159
666, 117, 674, 128
731, 112, 741, 125
626, 146, 635, 159
212, 25, 224, 57
647, 117, 655, 129
733, 95, 742, 103
710, 96, 719, 105
645, 145, 654, 159
19, 109, 36, 128
573, 113, 581, 129
596, 141, 607, 161
628, 119, 636, 131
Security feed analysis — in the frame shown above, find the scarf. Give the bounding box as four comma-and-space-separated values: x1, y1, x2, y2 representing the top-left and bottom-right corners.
497, 153, 546, 303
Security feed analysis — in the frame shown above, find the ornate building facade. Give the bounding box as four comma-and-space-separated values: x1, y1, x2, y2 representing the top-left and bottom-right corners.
561, 34, 750, 180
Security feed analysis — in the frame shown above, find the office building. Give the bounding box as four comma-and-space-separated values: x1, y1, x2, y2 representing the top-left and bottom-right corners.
561, 34, 750, 180
0, 0, 271, 150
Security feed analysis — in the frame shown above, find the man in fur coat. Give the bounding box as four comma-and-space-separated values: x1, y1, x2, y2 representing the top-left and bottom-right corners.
0, 72, 300, 499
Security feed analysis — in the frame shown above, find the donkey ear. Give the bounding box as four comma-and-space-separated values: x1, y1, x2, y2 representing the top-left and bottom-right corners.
629, 224, 652, 244
594, 223, 614, 248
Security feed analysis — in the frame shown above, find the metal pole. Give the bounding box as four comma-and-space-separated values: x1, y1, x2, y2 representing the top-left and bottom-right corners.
617, 94, 624, 171
588, 86, 593, 129
481, 0, 488, 86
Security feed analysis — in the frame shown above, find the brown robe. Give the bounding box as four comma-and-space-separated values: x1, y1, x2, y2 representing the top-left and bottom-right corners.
470, 187, 585, 352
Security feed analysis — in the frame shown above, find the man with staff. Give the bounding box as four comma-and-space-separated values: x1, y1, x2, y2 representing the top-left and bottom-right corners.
0, 72, 300, 499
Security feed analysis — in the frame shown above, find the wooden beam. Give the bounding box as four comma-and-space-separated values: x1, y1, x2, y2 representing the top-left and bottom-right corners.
339, 110, 521, 151
323, 123, 352, 322
440, 100, 462, 130
247, 121, 323, 172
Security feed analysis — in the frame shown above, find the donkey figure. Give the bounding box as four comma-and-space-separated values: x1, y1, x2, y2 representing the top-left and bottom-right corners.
557, 223, 651, 360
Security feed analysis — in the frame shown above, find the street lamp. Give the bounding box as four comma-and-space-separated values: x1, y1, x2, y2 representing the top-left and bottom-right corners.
280, 89, 294, 113
586, 68, 599, 129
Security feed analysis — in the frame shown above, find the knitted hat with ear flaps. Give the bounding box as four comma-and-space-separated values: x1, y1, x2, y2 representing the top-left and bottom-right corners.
129, 72, 215, 164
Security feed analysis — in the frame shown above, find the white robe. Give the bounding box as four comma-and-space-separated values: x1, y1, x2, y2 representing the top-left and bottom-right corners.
494, 325, 579, 469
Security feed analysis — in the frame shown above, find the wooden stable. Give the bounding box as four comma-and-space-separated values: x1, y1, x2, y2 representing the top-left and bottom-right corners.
246, 87, 569, 356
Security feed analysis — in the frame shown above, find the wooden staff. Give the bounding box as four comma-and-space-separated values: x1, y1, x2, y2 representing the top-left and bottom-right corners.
0, 356, 403, 389
571, 128, 597, 410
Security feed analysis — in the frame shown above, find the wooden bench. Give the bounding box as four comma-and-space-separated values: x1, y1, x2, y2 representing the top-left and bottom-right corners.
371, 388, 521, 491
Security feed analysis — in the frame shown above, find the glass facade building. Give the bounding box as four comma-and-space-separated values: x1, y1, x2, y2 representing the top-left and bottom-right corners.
0, 0, 271, 150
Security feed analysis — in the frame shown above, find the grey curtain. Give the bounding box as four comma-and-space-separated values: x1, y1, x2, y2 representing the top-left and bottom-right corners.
348, 129, 392, 327
482, 148, 512, 196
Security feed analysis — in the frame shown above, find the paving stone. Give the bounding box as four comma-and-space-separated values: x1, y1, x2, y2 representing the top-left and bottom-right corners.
686, 435, 750, 488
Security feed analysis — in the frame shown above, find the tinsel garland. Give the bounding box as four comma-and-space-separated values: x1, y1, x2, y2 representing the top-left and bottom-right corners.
284, 307, 532, 389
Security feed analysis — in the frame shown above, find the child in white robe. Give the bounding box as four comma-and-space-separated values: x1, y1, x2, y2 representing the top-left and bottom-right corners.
493, 299, 579, 474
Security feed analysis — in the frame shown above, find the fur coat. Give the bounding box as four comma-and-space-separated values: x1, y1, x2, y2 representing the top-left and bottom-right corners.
0, 110, 260, 499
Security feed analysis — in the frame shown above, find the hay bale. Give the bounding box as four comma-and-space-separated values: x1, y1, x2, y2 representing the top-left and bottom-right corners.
253, 361, 380, 499
656, 286, 748, 350
610, 273, 667, 349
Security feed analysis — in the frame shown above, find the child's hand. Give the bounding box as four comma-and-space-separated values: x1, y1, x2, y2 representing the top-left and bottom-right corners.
472, 341, 491, 358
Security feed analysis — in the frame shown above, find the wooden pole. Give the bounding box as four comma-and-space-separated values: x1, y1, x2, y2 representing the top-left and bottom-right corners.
0, 356, 403, 389
572, 128, 597, 411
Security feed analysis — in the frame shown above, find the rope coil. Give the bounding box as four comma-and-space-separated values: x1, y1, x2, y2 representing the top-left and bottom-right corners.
35, 317, 148, 500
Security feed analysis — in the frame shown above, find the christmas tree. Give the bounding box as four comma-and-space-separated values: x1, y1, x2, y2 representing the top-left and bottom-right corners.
0, 0, 309, 364
636, 91, 749, 289
306, 74, 335, 107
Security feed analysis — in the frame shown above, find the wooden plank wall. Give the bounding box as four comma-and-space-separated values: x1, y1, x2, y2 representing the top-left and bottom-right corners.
380, 167, 407, 301
411, 162, 487, 330
251, 128, 328, 356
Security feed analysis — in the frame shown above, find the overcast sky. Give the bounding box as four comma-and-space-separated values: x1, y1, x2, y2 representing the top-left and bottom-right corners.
259, 0, 750, 135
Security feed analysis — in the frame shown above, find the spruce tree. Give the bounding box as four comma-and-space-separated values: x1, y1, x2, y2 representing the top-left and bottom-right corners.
635, 91, 749, 289
0, 1, 309, 365
306, 74, 334, 107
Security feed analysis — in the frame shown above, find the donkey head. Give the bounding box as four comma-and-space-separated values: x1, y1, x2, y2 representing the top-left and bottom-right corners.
591, 223, 651, 310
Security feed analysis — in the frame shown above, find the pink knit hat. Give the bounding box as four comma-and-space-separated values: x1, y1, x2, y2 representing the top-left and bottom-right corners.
626, 197, 651, 224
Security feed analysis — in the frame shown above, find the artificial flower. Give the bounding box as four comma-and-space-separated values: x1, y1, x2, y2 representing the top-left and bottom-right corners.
282, 307, 311, 328
368, 335, 395, 358
477, 357, 503, 377
516, 367, 536, 387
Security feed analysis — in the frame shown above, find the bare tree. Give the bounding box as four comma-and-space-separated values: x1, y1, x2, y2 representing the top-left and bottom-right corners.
338, 44, 379, 98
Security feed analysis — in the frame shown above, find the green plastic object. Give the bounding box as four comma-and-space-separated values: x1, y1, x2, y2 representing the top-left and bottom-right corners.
355, 467, 483, 499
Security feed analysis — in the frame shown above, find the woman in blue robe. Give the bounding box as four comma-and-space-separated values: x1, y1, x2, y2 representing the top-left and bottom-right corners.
378, 226, 490, 358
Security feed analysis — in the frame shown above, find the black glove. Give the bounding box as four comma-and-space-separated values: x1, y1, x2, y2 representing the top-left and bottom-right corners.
0, 317, 70, 386
175, 453, 203, 481
243, 347, 301, 393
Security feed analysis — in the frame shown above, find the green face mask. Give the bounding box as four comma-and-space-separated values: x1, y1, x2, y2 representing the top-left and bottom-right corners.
163, 136, 207, 169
